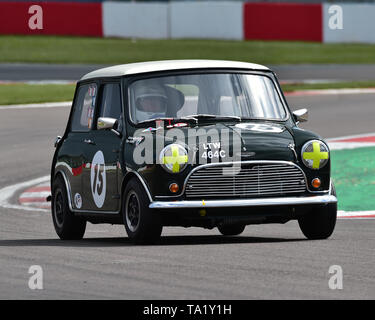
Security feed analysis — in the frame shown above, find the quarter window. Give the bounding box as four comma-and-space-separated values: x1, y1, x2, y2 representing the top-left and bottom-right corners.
98, 83, 122, 120
71, 83, 97, 132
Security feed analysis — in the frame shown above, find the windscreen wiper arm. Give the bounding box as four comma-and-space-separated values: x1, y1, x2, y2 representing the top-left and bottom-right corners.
181, 114, 241, 122
136, 117, 174, 126
136, 117, 197, 127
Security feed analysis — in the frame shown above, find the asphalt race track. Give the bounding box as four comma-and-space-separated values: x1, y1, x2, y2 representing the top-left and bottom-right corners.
0, 92, 374, 299
3, 63, 375, 82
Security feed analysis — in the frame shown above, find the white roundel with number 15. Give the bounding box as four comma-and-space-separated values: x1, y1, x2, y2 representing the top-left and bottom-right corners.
90, 151, 106, 208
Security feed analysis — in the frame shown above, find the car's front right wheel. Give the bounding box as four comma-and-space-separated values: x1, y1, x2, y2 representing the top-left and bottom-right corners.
122, 178, 162, 244
218, 224, 245, 236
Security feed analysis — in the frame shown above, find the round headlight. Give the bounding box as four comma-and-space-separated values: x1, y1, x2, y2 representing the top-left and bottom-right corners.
301, 140, 329, 170
159, 144, 188, 174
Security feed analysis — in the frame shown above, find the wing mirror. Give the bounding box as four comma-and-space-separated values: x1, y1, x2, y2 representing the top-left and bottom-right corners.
54, 136, 62, 148
292, 108, 308, 123
97, 117, 118, 130
97, 117, 122, 136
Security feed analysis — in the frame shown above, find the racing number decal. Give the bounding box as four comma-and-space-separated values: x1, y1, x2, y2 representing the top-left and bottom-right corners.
90, 151, 106, 208
92, 164, 104, 195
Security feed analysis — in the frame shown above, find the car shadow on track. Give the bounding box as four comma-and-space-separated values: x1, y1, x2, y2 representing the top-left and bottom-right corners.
0, 235, 306, 247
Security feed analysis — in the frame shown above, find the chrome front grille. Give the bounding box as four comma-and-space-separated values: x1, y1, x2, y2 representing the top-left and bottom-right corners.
185, 162, 306, 199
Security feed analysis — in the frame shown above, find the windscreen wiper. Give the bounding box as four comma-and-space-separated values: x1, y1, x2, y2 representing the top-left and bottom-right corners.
181, 114, 241, 122
136, 117, 197, 127
136, 117, 174, 126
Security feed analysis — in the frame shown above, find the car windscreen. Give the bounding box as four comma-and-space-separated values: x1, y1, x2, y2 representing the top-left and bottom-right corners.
128, 73, 287, 124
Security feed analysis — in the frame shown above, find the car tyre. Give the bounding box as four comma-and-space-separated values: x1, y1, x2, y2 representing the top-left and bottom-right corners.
123, 178, 162, 244
298, 182, 337, 240
52, 176, 86, 240
218, 224, 245, 236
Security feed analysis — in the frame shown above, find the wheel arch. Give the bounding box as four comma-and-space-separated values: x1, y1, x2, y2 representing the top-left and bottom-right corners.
121, 171, 153, 204
53, 170, 74, 212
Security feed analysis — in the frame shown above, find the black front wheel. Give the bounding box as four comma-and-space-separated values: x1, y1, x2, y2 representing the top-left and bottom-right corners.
51, 176, 86, 240
298, 183, 337, 240
123, 178, 162, 244
218, 224, 246, 236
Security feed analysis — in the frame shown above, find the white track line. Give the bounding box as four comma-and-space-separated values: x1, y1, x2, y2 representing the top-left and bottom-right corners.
326, 132, 375, 141
285, 88, 375, 96
338, 211, 375, 219
0, 101, 71, 110
0, 176, 50, 212
327, 133, 375, 150
328, 142, 375, 150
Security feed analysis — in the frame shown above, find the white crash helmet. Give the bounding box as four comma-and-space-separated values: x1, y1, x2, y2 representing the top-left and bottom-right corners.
134, 84, 168, 122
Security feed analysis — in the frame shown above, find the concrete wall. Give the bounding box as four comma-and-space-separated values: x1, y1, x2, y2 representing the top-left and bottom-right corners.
103, 2, 168, 39
0, 1, 102, 36
2, 1, 375, 43
103, 1, 243, 40
170, 2, 243, 40
323, 3, 375, 43
244, 2, 322, 42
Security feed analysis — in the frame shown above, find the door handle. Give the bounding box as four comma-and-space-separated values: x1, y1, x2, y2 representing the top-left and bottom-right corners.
84, 139, 95, 145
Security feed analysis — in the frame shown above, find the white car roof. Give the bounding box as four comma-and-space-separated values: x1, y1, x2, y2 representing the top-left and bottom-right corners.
80, 60, 270, 81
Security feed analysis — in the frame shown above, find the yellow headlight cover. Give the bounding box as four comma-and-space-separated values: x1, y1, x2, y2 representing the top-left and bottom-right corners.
160, 144, 188, 173
301, 140, 329, 170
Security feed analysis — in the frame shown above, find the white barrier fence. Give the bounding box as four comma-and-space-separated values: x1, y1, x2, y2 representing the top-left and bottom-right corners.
102, 1, 243, 40
323, 3, 375, 43
103, 2, 169, 39
170, 2, 242, 40
102, 1, 375, 43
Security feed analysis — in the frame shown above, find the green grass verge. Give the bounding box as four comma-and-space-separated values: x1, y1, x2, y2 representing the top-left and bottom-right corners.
331, 147, 375, 211
2, 35, 375, 64
1, 80, 375, 105
0, 83, 75, 105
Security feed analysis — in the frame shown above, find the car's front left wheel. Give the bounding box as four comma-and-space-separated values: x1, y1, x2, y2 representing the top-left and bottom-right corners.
298, 182, 337, 240
52, 176, 86, 240
123, 178, 163, 244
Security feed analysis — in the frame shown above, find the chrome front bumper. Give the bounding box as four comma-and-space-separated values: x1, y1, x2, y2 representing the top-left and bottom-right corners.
149, 195, 337, 209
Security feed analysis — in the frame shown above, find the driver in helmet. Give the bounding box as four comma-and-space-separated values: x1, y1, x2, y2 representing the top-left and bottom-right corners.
134, 84, 168, 122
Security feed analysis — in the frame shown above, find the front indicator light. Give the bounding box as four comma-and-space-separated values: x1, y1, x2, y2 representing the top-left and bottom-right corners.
169, 183, 179, 193
311, 178, 321, 189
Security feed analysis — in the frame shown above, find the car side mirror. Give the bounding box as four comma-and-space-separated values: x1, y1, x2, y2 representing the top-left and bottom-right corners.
97, 117, 118, 130
54, 136, 62, 148
292, 108, 308, 123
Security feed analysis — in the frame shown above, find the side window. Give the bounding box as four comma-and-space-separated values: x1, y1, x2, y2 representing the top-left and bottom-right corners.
71, 83, 97, 132
98, 83, 122, 120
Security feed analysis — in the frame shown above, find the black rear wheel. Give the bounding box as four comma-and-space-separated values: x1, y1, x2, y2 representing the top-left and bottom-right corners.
123, 178, 162, 244
52, 176, 86, 240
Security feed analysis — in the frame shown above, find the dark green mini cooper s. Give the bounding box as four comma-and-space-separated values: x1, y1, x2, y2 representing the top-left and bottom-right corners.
51, 60, 337, 244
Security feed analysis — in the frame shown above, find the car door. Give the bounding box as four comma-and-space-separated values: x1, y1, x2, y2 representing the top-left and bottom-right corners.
81, 81, 123, 212
56, 82, 97, 211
